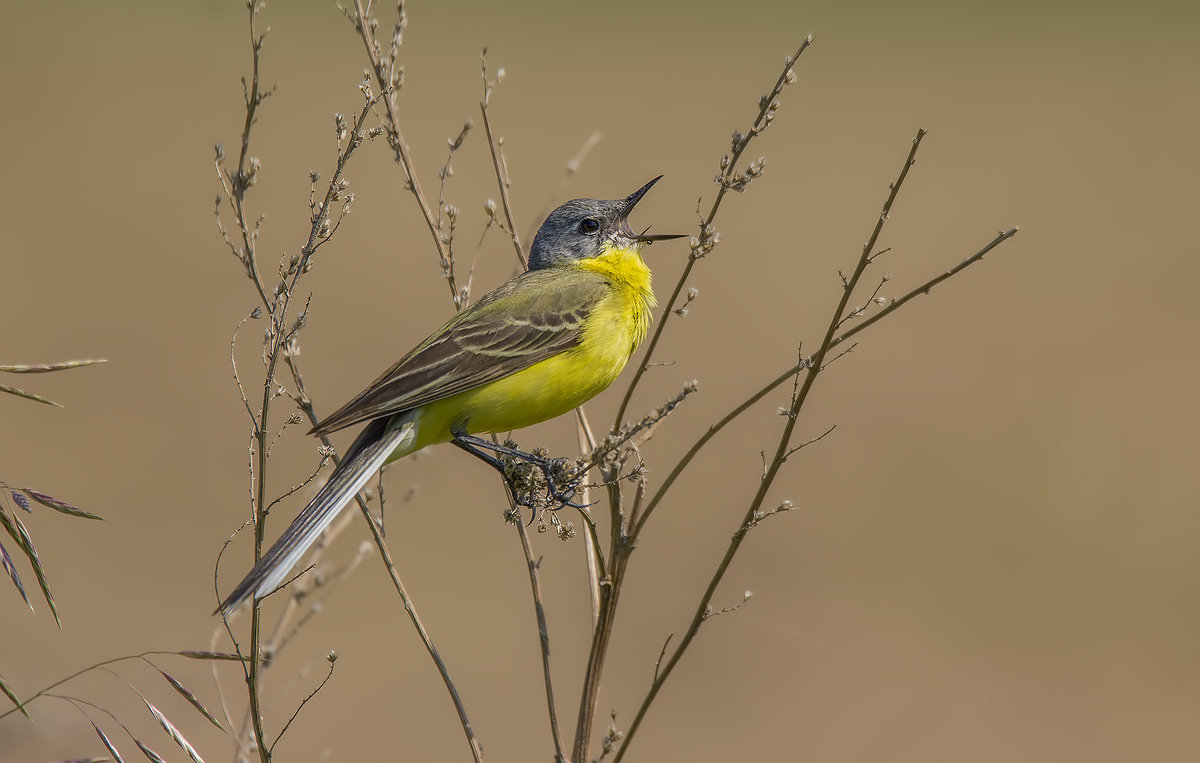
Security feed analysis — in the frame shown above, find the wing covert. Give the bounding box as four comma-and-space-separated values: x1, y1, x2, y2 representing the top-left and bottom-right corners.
310, 270, 605, 436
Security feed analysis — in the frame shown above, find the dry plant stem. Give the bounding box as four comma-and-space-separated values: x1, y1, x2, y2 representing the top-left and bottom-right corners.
571, 43, 816, 758
634, 374, 785, 537
634, 225, 1017, 539
574, 407, 603, 628
227, 2, 271, 310
514, 520, 566, 763
570, 450, 630, 761
828, 227, 1018, 347
360, 487, 488, 761
281, 90, 381, 308
481, 428, 570, 762
238, 298, 324, 761
613, 36, 813, 429
269, 658, 335, 755
571, 519, 631, 762
344, 11, 501, 756
615, 131, 930, 759
255, 505, 359, 663
246, 352, 277, 763
480, 55, 526, 268
221, 5, 270, 757
284, 356, 485, 763
215, 4, 380, 758
242, 93, 377, 763
350, 0, 462, 301
613, 131, 1017, 761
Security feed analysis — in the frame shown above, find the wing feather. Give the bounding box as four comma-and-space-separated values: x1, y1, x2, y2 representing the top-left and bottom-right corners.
311, 270, 606, 436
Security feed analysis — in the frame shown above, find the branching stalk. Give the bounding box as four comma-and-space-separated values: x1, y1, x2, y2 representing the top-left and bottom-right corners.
514, 520, 566, 762
613, 37, 813, 429
613, 130, 1018, 760
480, 51, 526, 268
349, 0, 465, 302
574, 40, 814, 761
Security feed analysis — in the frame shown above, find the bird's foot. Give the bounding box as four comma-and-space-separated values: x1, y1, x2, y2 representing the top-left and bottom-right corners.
499, 442, 590, 511
451, 432, 592, 514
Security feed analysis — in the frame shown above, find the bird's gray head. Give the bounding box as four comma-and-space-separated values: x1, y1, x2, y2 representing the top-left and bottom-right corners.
527, 176, 684, 270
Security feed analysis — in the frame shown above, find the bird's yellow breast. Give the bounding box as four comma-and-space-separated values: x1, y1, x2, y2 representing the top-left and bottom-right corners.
574, 242, 656, 356
405, 245, 655, 449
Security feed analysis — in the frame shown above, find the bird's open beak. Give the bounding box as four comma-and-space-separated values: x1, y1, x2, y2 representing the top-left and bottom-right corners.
621, 176, 686, 243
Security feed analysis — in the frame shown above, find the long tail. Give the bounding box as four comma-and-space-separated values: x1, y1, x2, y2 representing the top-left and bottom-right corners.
216, 414, 416, 616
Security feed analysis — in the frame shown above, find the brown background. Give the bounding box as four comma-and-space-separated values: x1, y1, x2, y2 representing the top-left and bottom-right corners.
3, 1, 1198, 761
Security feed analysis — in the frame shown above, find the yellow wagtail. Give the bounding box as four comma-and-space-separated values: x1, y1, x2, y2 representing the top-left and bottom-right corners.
218, 177, 682, 615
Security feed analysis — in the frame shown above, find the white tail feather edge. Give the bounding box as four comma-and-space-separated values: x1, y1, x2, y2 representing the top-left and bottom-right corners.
217, 416, 416, 616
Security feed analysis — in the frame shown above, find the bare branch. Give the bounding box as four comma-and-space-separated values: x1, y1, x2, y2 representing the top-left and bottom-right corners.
268, 652, 336, 755
480, 50, 526, 268
349, 0, 465, 298
613, 129, 1018, 762
612, 37, 814, 430
282, 356, 485, 763
512, 517, 566, 762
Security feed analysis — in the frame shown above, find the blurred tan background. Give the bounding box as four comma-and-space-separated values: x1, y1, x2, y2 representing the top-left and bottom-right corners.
3, 0, 1198, 760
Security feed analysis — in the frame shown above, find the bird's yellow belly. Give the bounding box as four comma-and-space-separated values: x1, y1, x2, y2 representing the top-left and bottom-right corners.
458, 344, 628, 434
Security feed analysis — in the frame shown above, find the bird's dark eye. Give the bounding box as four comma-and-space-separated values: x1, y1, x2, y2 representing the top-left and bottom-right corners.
579, 218, 600, 234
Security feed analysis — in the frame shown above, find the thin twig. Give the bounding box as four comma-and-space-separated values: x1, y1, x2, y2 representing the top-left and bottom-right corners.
573, 47, 815, 747
213, 5, 382, 760
612, 37, 813, 430
514, 519, 566, 762
480, 49, 526, 268
220, 0, 273, 311
829, 227, 1019, 348
574, 407, 603, 629
283, 356, 485, 763
349, 0, 466, 297
268, 655, 336, 755
434, 119, 473, 309
613, 130, 1018, 761
231, 309, 261, 426
781, 424, 837, 462
632, 227, 1015, 541
229, 6, 273, 756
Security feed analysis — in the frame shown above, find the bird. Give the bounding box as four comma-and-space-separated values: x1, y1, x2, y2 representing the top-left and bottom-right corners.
217, 176, 683, 615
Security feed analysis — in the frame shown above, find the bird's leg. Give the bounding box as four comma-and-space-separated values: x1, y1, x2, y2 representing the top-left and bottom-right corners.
451, 431, 589, 510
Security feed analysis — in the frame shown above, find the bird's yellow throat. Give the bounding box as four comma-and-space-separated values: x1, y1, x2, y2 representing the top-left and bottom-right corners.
576, 242, 657, 352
